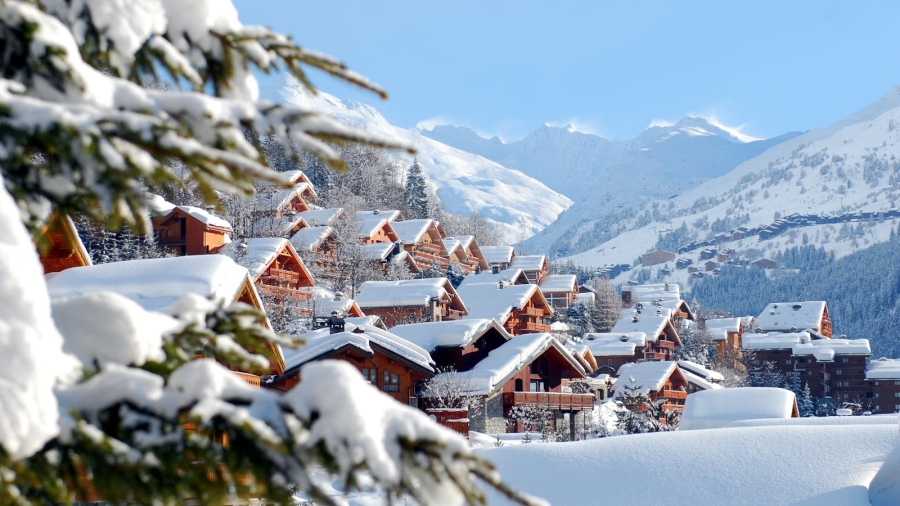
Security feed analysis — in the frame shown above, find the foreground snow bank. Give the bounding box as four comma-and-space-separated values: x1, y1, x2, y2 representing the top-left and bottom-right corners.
480, 423, 898, 505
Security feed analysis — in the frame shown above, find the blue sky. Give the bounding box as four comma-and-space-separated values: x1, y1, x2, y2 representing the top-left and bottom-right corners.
235, 0, 900, 141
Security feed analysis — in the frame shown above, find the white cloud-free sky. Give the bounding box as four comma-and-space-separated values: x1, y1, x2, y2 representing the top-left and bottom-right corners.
235, 0, 900, 141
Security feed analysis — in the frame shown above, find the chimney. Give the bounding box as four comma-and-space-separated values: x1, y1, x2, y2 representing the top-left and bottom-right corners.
328, 311, 346, 334
491, 265, 500, 275
205, 204, 216, 215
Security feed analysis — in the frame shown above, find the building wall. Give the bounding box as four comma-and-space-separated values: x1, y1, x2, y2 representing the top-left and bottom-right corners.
641, 251, 676, 267
360, 306, 431, 327
867, 379, 900, 414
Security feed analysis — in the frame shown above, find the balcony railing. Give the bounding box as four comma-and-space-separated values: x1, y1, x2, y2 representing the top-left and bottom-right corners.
517, 306, 547, 317
264, 267, 300, 283
503, 391, 595, 411
642, 351, 668, 361
232, 371, 261, 388
661, 389, 687, 400
445, 308, 466, 320
656, 340, 676, 350
259, 284, 312, 301
660, 402, 685, 413
513, 321, 550, 333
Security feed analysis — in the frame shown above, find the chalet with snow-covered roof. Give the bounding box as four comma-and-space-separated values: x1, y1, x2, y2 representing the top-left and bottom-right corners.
640, 250, 675, 267
753, 258, 776, 269
220, 238, 314, 302
280, 170, 312, 186
704, 317, 744, 367
275, 323, 434, 404
679, 388, 799, 431
251, 214, 310, 237
676, 361, 724, 393
457, 282, 553, 336
254, 184, 316, 217
152, 205, 232, 256
621, 283, 693, 323
361, 242, 420, 275
612, 361, 689, 414
865, 358, 900, 414
290, 226, 338, 269
298, 208, 346, 228
355, 278, 467, 326
310, 295, 365, 319
356, 209, 404, 222
565, 343, 598, 375
428, 333, 592, 435
583, 332, 649, 374
391, 219, 450, 271
446, 235, 490, 273
538, 274, 579, 310
753, 301, 832, 337
45, 255, 285, 381
458, 267, 529, 288
390, 319, 512, 372
611, 309, 682, 361
36, 211, 92, 274
481, 245, 515, 270
358, 217, 400, 245
509, 254, 549, 284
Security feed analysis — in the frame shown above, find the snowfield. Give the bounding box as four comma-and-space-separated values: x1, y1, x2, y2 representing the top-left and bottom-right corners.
480, 418, 899, 505
280, 77, 572, 241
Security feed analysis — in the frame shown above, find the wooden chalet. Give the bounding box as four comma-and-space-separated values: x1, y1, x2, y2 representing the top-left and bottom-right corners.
251, 214, 310, 238
640, 250, 676, 267
45, 255, 285, 381
509, 254, 549, 284
753, 301, 832, 337
457, 280, 553, 336
280, 169, 313, 186
865, 359, 900, 414
358, 217, 400, 245
676, 360, 724, 394
480, 245, 515, 270
584, 332, 650, 375
311, 296, 365, 319
566, 343, 599, 375
538, 274, 579, 310
704, 317, 744, 367
36, 211, 92, 274
446, 235, 490, 273
356, 209, 404, 223
458, 267, 530, 288
355, 277, 468, 327
273, 323, 434, 405
390, 219, 450, 271
220, 238, 315, 303
152, 205, 233, 256
361, 242, 421, 276
753, 258, 777, 269
610, 309, 682, 361
429, 332, 592, 436
253, 184, 316, 217
390, 319, 512, 372
299, 208, 347, 228
612, 361, 689, 415
442, 238, 474, 273
290, 226, 338, 271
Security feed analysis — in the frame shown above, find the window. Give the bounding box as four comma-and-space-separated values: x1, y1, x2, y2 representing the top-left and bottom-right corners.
383, 372, 399, 393
841, 357, 849, 363
893, 392, 900, 398
362, 368, 377, 385
875, 381, 880, 386
835, 370, 842, 375
836, 381, 849, 387
784, 360, 792, 365
895, 404, 900, 412
875, 393, 880, 398
530, 380, 545, 392
894, 381, 900, 386
515, 379, 524, 392
607, 359, 613, 366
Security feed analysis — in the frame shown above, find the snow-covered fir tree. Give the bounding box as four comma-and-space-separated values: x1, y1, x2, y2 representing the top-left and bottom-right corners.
404, 158, 430, 219
614, 377, 679, 434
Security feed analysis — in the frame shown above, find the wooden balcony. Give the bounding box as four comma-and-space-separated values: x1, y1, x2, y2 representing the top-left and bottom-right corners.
259, 284, 312, 301
445, 308, 466, 320
157, 235, 186, 246
232, 371, 261, 388
513, 321, 550, 334
517, 306, 547, 317
642, 351, 668, 361
660, 402, 685, 413
656, 340, 676, 350
661, 389, 687, 400
263, 267, 300, 283
503, 391, 595, 411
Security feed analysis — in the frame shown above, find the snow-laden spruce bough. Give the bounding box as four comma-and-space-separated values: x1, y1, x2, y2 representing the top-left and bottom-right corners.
0, 1, 540, 504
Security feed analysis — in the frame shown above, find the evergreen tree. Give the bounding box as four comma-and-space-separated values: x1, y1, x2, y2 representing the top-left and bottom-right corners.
799, 382, 816, 417
614, 377, 678, 434
404, 159, 430, 219
445, 262, 466, 288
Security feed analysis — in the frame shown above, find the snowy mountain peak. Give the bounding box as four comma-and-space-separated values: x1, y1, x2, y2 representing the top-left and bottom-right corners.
641, 115, 762, 144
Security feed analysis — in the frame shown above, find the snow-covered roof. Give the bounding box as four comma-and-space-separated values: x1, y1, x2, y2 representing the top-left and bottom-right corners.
252, 215, 309, 236
255, 185, 312, 213
443, 333, 584, 395
283, 324, 433, 373
159, 205, 232, 230
741, 331, 811, 350
538, 274, 577, 293
703, 317, 742, 341
550, 321, 570, 332
220, 237, 298, 280
791, 339, 871, 361
358, 217, 393, 239
280, 170, 310, 185
458, 268, 527, 289
312, 297, 362, 318
356, 209, 403, 222
509, 254, 547, 272
447, 235, 475, 250
390, 219, 436, 244
575, 292, 596, 304
583, 332, 647, 357
389, 319, 510, 351
676, 360, 724, 382
622, 282, 682, 303
481, 245, 514, 265
457, 282, 548, 324
355, 278, 465, 312
298, 208, 344, 227
679, 388, 797, 431
754, 301, 827, 333
442, 238, 466, 259
361, 242, 396, 261
289, 226, 334, 253
610, 312, 670, 342
681, 369, 723, 392
612, 361, 680, 395
866, 358, 900, 380
46, 255, 252, 312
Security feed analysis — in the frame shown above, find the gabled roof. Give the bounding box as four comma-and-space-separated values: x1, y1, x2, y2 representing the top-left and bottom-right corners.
457, 268, 528, 288
355, 278, 467, 314
389, 318, 511, 352
36, 211, 92, 274
754, 301, 828, 333
538, 274, 578, 293
219, 238, 313, 285
457, 282, 552, 324
299, 208, 345, 227
676, 361, 724, 383
481, 245, 514, 265
156, 205, 232, 231
252, 215, 310, 237
46, 255, 254, 313
312, 296, 364, 318
623, 283, 682, 303
280, 170, 311, 186
438, 333, 585, 396
282, 324, 434, 375
446, 235, 490, 269
255, 185, 313, 214
442, 238, 468, 262
510, 254, 548, 272
361, 242, 398, 261
703, 317, 743, 342
358, 217, 399, 241
391, 219, 444, 248
356, 209, 403, 222
583, 332, 647, 357
867, 358, 900, 380
612, 361, 685, 396
290, 226, 336, 253
565, 343, 598, 372
611, 310, 680, 345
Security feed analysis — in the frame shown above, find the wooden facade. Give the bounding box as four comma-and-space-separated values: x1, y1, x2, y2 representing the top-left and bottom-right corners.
428, 324, 510, 372
504, 288, 553, 336
153, 207, 231, 256
640, 250, 676, 267
362, 220, 400, 244
36, 211, 92, 274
